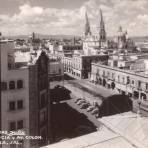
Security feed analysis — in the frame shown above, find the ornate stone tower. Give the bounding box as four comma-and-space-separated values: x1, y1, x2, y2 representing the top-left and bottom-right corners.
85, 12, 91, 37
99, 9, 106, 48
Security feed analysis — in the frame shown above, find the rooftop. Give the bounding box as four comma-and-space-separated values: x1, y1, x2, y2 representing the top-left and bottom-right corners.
41, 112, 147, 148
99, 112, 148, 148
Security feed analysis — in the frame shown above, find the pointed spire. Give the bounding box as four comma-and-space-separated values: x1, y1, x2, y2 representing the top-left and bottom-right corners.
85, 11, 91, 37
99, 8, 106, 47
99, 9, 105, 30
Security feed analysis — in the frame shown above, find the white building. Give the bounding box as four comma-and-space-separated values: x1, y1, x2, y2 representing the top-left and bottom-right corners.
0, 40, 51, 148
0, 40, 30, 148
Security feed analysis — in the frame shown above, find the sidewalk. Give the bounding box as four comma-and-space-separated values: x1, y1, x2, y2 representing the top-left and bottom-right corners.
80, 79, 118, 98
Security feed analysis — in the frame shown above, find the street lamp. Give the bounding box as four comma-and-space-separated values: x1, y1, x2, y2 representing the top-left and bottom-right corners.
137, 99, 141, 115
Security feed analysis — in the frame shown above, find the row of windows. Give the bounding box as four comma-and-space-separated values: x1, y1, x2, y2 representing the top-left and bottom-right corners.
9, 120, 24, 131
1, 80, 23, 91
96, 68, 148, 89
9, 100, 23, 111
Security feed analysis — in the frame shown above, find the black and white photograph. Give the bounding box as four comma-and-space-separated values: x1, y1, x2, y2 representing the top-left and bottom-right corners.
0, 0, 148, 148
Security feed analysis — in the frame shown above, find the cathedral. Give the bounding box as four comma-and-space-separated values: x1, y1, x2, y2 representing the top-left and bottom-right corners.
83, 9, 107, 56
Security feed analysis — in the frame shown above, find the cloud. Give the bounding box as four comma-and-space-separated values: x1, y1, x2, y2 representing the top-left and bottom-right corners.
0, 0, 148, 36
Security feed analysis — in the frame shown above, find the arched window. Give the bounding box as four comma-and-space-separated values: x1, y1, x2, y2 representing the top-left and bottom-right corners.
17, 80, 23, 89
9, 81, 15, 90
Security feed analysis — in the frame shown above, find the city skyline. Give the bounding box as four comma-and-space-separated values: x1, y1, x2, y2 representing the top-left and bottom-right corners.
0, 0, 148, 36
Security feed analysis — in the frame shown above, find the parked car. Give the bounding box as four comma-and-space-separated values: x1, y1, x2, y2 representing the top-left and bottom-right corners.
95, 113, 99, 118
74, 98, 83, 103
80, 102, 90, 109
91, 108, 99, 115
77, 100, 86, 105
87, 105, 96, 112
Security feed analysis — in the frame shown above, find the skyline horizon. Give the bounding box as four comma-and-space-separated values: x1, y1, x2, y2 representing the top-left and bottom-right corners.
1, 0, 148, 37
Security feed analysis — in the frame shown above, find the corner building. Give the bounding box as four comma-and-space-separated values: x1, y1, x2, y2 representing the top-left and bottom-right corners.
0, 40, 51, 148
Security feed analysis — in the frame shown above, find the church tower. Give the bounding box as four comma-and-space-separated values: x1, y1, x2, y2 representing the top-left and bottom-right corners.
85, 12, 91, 37
99, 9, 106, 48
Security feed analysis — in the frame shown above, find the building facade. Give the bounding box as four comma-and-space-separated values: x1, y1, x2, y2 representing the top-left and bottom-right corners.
62, 54, 108, 79
90, 63, 148, 111
0, 40, 51, 148
0, 40, 30, 148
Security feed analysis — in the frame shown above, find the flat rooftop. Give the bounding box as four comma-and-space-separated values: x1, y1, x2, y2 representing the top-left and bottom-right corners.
41, 112, 148, 148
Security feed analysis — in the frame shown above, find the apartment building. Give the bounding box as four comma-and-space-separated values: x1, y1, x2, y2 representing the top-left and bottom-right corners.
0, 40, 51, 148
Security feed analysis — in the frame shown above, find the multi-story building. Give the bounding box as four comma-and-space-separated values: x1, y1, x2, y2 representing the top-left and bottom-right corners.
90, 61, 148, 112
0, 39, 51, 148
62, 53, 108, 79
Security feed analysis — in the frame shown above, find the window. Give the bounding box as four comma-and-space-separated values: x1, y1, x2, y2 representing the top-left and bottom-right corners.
1, 82, 7, 91
122, 77, 125, 84
103, 71, 105, 76
17, 80, 23, 89
17, 120, 23, 130
18, 140, 24, 148
9, 121, 16, 131
9, 81, 15, 90
40, 94, 46, 108
138, 81, 141, 88
145, 83, 148, 90
40, 110, 46, 123
10, 144, 17, 148
107, 72, 110, 78
17, 100, 23, 109
146, 83, 148, 90
127, 76, 130, 84
118, 75, 120, 82
9, 100, 23, 111
9, 101, 15, 111
112, 73, 114, 79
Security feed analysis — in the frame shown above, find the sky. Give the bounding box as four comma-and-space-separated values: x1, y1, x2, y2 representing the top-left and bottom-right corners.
0, 0, 148, 36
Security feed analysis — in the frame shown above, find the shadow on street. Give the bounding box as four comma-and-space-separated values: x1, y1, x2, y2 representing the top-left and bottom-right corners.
51, 102, 97, 143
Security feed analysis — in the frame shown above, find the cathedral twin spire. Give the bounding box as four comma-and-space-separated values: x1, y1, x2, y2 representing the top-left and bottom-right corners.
85, 9, 106, 42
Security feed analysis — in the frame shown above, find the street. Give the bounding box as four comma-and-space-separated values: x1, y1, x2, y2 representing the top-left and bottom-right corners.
50, 75, 117, 106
